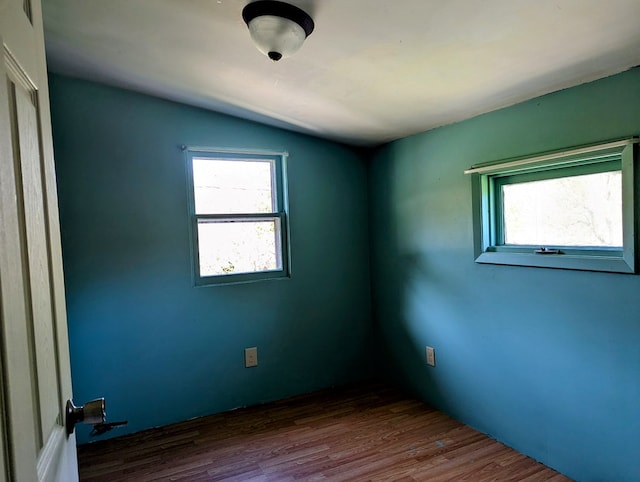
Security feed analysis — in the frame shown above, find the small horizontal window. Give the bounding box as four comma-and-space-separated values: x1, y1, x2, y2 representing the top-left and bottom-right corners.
498, 161, 622, 247
467, 138, 638, 273
185, 148, 290, 285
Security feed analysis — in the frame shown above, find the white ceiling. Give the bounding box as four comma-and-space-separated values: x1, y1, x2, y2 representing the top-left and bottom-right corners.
42, 0, 640, 146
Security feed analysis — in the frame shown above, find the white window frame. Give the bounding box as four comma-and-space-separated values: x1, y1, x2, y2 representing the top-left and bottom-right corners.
467, 138, 639, 273
184, 146, 290, 286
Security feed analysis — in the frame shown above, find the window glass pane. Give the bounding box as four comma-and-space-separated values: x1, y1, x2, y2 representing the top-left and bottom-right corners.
197, 218, 282, 276
502, 170, 622, 247
192, 158, 274, 214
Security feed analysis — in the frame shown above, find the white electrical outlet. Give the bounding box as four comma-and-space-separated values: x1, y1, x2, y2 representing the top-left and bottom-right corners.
245, 347, 258, 368
426, 346, 436, 366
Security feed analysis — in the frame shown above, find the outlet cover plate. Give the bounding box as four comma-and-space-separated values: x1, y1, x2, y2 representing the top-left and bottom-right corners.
426, 346, 436, 366
245, 347, 258, 368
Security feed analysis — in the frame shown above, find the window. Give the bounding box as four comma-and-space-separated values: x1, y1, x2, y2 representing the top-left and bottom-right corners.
185, 147, 290, 285
467, 138, 638, 273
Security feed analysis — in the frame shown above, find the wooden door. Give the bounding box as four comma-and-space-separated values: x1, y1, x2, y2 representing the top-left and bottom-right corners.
0, 0, 78, 480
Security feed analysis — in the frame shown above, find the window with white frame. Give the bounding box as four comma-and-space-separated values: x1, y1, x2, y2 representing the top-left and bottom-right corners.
185, 148, 290, 285
467, 138, 638, 273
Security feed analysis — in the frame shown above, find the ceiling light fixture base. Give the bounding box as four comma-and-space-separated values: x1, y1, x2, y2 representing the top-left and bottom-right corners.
242, 1, 315, 61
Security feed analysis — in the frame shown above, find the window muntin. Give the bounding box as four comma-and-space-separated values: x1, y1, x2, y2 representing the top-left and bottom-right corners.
186, 148, 289, 285
468, 139, 638, 273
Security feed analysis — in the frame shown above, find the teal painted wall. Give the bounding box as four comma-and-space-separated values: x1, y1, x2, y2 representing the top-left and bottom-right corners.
369, 68, 640, 482
49, 75, 373, 444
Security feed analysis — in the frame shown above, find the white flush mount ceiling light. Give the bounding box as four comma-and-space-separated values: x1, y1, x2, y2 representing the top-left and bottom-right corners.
242, 1, 315, 61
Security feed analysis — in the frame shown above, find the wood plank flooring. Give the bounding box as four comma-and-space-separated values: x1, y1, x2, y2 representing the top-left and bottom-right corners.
77, 383, 571, 481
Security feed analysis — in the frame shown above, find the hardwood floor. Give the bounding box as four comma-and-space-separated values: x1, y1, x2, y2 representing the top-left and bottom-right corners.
77, 383, 571, 481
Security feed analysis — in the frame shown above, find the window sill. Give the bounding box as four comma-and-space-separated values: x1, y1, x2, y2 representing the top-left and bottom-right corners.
475, 250, 635, 274
195, 270, 290, 287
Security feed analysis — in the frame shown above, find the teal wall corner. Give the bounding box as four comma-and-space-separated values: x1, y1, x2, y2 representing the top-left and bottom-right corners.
49, 74, 374, 444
